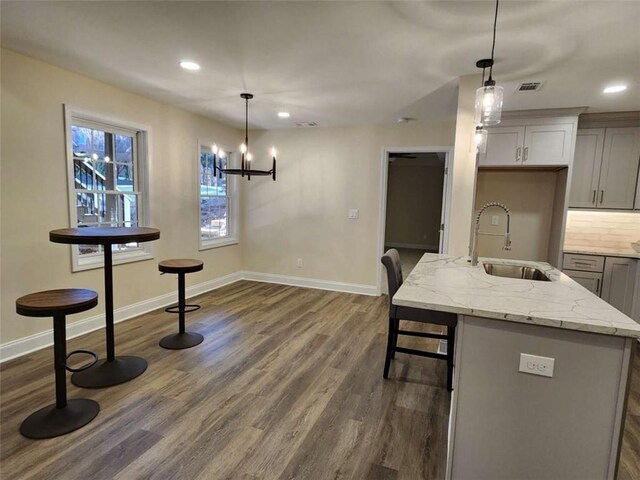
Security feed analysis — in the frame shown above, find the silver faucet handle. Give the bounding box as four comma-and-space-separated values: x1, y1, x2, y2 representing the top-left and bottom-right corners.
503, 232, 512, 251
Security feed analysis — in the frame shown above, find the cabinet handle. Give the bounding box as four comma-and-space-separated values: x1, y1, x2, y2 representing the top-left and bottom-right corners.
600, 190, 604, 204
516, 147, 521, 162
595, 278, 600, 295
523, 147, 529, 162
592, 190, 596, 204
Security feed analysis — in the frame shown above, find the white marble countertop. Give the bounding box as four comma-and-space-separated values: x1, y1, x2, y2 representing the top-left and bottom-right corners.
393, 254, 640, 338
564, 245, 640, 259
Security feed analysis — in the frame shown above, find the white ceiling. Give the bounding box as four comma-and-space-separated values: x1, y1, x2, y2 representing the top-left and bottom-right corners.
2, 1, 639, 129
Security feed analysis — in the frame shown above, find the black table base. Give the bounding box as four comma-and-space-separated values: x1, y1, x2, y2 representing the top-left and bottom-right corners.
71, 356, 147, 388
159, 332, 204, 350
20, 399, 99, 439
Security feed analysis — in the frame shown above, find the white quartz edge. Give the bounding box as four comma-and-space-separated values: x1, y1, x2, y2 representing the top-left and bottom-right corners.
563, 247, 640, 259
392, 254, 640, 339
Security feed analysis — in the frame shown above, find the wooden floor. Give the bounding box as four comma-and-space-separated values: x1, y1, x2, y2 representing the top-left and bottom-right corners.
0, 281, 638, 479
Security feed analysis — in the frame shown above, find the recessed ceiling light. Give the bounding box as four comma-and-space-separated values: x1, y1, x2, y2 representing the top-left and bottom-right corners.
179, 61, 200, 71
603, 85, 627, 94
278, 112, 290, 118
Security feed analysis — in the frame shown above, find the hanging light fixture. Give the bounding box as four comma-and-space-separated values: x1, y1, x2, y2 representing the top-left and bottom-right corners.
474, 0, 504, 126
212, 93, 277, 181
474, 126, 488, 153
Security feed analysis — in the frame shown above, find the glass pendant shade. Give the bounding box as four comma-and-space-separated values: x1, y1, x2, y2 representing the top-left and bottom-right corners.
474, 127, 488, 153
474, 84, 504, 126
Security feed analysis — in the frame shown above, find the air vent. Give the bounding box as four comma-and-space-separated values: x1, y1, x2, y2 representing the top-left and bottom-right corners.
517, 82, 543, 92
295, 122, 318, 127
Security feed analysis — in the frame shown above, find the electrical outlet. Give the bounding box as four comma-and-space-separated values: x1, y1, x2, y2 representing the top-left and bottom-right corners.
296, 258, 303, 268
519, 353, 555, 378
348, 209, 359, 219
491, 215, 500, 226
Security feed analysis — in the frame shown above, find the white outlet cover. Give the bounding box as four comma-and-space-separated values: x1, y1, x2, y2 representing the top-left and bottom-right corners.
348, 209, 359, 219
491, 215, 500, 226
519, 353, 555, 378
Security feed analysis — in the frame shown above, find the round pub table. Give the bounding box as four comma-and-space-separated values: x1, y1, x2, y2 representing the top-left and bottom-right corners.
49, 227, 160, 388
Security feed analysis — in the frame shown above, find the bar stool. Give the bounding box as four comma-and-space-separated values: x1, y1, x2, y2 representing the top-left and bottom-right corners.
16, 289, 100, 439
158, 259, 204, 349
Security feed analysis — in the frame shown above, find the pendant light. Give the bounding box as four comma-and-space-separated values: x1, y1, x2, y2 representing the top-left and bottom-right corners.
212, 93, 277, 181
474, 0, 504, 126
474, 126, 488, 153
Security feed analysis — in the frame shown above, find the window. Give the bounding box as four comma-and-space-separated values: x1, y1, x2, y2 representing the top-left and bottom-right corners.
65, 107, 150, 271
199, 144, 238, 249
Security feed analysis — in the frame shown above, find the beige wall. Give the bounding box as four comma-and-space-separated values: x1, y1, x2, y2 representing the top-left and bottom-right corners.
475, 170, 559, 262
385, 161, 444, 250
1, 49, 243, 345
241, 122, 456, 287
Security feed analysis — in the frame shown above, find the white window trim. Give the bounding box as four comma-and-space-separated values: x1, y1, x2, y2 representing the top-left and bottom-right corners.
64, 105, 153, 272
197, 139, 239, 251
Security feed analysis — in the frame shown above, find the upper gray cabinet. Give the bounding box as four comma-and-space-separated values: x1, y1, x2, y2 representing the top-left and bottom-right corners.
479, 122, 575, 167
569, 127, 640, 209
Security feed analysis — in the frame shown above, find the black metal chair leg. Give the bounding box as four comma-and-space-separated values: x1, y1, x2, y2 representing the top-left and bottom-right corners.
383, 316, 396, 379
446, 325, 456, 392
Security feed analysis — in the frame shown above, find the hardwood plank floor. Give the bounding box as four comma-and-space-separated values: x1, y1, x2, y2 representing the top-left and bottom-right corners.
0, 281, 638, 479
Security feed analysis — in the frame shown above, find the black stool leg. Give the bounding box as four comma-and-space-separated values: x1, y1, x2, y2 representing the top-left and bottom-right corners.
446, 325, 456, 392
20, 315, 99, 439
159, 273, 204, 350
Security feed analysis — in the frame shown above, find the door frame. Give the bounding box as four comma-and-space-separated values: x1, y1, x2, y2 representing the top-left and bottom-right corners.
376, 146, 454, 295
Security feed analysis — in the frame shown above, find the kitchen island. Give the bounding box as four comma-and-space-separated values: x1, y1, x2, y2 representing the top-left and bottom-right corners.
393, 254, 640, 480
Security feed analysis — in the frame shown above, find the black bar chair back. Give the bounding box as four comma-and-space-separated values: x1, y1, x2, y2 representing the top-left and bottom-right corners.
381, 249, 457, 392
15, 289, 100, 439
158, 259, 204, 349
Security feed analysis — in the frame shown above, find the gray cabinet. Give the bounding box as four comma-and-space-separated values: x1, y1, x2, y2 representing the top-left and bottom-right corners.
479, 123, 574, 167
563, 269, 602, 296
601, 257, 638, 317
570, 127, 640, 209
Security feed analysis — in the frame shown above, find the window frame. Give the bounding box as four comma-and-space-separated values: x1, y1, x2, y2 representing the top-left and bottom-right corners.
197, 139, 239, 250
64, 105, 152, 272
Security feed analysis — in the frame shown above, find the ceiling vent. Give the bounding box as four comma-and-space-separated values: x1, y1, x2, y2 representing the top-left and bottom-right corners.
295, 122, 318, 127
517, 82, 543, 92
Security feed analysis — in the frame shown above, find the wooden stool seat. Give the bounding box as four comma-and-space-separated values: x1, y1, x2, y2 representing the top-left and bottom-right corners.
16, 289, 98, 318
159, 259, 204, 274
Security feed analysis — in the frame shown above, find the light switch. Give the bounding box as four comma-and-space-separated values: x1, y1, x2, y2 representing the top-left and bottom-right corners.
348, 209, 359, 219
519, 353, 555, 378
491, 215, 500, 226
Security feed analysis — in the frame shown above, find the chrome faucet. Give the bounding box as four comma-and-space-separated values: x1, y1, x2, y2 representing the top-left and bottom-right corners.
470, 202, 512, 266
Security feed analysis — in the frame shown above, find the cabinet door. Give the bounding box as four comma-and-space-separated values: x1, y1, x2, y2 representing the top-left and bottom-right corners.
479, 126, 525, 166
523, 123, 575, 166
598, 127, 640, 209
601, 257, 638, 316
563, 269, 602, 296
569, 129, 605, 208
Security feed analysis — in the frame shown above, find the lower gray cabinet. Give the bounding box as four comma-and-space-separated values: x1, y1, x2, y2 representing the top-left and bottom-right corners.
601, 257, 638, 317
563, 270, 602, 296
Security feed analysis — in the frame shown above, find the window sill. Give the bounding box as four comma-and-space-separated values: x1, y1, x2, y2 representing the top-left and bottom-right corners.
73, 249, 154, 272
199, 237, 239, 251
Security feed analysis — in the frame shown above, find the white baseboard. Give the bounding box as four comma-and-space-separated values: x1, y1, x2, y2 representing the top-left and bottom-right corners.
240, 271, 378, 296
0, 271, 242, 363
0, 270, 378, 363
385, 242, 439, 251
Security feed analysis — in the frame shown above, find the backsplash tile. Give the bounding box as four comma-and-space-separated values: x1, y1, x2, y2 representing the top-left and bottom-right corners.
565, 211, 640, 250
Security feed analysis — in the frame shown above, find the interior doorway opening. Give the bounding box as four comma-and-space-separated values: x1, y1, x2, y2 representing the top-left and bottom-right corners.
378, 149, 451, 294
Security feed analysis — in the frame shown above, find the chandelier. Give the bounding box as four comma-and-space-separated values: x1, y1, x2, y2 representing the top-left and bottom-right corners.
212, 93, 277, 181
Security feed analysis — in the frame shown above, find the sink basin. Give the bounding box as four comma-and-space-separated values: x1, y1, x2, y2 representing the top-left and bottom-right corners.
483, 262, 551, 281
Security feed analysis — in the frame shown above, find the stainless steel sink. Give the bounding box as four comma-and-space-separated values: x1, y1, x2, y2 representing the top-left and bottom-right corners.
483, 263, 551, 281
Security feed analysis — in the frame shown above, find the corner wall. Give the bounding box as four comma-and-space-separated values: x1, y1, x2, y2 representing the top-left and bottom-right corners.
0, 49, 243, 348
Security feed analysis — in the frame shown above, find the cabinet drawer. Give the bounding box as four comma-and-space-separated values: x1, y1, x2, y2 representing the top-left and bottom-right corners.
563, 269, 603, 296
562, 253, 605, 272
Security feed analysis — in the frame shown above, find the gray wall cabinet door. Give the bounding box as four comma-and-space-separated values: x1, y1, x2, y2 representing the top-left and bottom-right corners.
601, 257, 638, 316
598, 127, 640, 209
523, 123, 575, 166
569, 129, 604, 208
479, 126, 525, 166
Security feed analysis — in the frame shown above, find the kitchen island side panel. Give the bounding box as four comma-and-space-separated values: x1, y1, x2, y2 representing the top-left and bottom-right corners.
449, 315, 631, 480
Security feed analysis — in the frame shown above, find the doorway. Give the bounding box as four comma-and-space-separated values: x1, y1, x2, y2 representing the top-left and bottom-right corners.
377, 148, 452, 294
